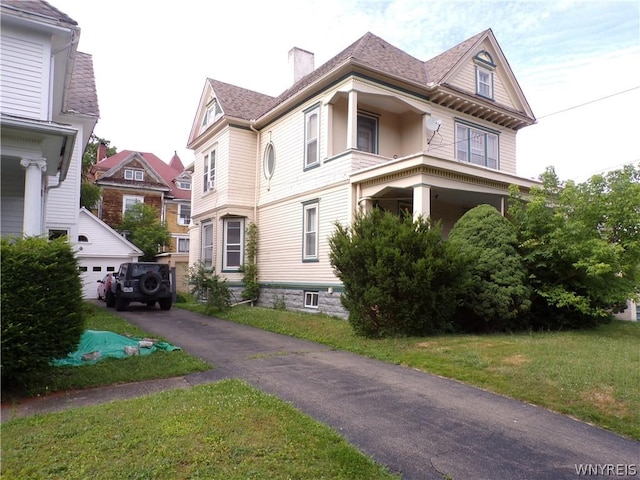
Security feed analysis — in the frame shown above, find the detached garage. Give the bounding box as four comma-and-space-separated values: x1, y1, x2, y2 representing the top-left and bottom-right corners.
75, 208, 142, 298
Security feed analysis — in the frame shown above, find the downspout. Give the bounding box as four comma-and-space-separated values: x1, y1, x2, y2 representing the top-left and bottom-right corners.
249, 121, 260, 224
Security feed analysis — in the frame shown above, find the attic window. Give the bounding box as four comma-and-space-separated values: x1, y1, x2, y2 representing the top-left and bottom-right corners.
125, 169, 144, 181
201, 98, 223, 129
177, 181, 191, 190
474, 50, 496, 100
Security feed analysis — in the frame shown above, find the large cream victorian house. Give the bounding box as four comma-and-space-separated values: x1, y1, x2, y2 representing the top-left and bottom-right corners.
187, 29, 539, 316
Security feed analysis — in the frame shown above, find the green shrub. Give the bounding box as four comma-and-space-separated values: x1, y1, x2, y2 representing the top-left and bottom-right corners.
241, 222, 260, 301
329, 209, 467, 337
449, 205, 531, 332
186, 262, 231, 313
1, 237, 85, 391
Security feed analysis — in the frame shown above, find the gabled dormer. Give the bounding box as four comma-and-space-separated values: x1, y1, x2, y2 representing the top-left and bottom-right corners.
425, 28, 535, 130
95, 151, 170, 191
187, 78, 274, 150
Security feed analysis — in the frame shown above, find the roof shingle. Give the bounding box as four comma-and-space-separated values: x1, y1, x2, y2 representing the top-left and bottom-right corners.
67, 52, 100, 117
0, 0, 77, 26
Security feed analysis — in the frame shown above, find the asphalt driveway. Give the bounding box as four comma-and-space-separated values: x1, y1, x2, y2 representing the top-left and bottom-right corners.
102, 303, 639, 480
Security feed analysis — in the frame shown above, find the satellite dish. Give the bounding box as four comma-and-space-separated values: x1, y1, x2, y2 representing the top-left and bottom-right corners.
426, 117, 442, 132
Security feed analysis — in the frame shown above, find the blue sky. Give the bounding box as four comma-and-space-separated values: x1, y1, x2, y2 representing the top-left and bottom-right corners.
54, 0, 639, 182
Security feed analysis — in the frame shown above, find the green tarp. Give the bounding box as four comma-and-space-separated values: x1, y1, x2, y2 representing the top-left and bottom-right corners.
52, 330, 181, 367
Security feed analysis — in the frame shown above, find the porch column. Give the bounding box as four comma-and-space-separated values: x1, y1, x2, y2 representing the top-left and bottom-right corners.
412, 183, 431, 222
500, 196, 506, 216
20, 158, 47, 237
347, 90, 358, 149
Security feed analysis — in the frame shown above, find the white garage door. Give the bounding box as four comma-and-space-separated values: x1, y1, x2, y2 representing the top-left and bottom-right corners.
79, 257, 130, 299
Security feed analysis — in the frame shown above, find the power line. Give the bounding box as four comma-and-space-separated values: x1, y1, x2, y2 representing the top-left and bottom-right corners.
537, 86, 640, 120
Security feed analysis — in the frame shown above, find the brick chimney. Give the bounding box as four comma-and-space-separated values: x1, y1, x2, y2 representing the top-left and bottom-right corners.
288, 47, 314, 84
97, 142, 108, 163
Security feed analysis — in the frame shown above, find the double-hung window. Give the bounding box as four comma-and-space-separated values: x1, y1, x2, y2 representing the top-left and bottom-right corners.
177, 237, 190, 253
122, 195, 143, 215
203, 146, 216, 192
124, 169, 144, 181
223, 218, 244, 271
201, 222, 214, 269
357, 113, 378, 154
455, 122, 499, 169
178, 204, 191, 226
304, 106, 319, 168
474, 50, 496, 100
302, 201, 319, 261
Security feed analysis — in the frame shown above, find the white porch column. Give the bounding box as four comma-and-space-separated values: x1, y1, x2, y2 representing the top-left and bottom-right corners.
347, 90, 358, 149
412, 183, 431, 222
20, 158, 47, 237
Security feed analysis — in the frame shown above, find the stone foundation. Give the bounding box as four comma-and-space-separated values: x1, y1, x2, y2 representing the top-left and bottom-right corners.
255, 286, 347, 319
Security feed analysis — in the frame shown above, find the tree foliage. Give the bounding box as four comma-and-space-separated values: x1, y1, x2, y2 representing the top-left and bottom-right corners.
329, 209, 466, 337
80, 135, 117, 209
118, 203, 170, 262
186, 262, 231, 313
449, 204, 531, 332
508, 164, 640, 329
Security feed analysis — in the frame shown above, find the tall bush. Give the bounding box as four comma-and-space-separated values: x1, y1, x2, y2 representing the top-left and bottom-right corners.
508, 165, 640, 329
329, 209, 466, 337
1, 237, 85, 391
448, 204, 530, 332
186, 262, 231, 313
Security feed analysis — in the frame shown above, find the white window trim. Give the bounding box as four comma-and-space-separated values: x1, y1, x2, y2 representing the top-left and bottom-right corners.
304, 291, 319, 309
476, 66, 493, 99
455, 122, 499, 169
201, 222, 214, 270
122, 195, 144, 216
203, 146, 217, 193
178, 204, 191, 226
302, 201, 319, 261
176, 236, 190, 253
124, 169, 144, 181
304, 107, 320, 169
222, 218, 244, 271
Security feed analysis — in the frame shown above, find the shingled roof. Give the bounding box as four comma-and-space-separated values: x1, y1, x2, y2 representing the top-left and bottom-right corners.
0, 0, 77, 25
425, 29, 489, 83
67, 52, 100, 117
94, 151, 190, 200
208, 79, 274, 121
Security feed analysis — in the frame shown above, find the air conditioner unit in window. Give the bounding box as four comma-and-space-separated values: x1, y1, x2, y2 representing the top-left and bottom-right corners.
207, 180, 215, 190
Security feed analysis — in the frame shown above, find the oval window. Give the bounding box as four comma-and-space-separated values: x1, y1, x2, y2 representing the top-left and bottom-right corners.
263, 142, 276, 179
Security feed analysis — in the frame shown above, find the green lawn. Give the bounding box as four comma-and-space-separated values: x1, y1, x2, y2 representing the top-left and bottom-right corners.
179, 303, 640, 440
2, 303, 211, 400
1, 380, 399, 480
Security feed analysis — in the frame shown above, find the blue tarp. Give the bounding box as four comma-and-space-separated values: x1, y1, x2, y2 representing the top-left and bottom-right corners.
52, 330, 181, 367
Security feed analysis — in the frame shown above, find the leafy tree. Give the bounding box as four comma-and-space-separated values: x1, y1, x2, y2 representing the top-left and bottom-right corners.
448, 204, 530, 332
80, 135, 117, 209
118, 203, 170, 261
329, 209, 466, 337
508, 164, 640, 329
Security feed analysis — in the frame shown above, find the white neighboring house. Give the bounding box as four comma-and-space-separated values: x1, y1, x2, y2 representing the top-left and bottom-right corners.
1, 1, 98, 243
77, 208, 142, 298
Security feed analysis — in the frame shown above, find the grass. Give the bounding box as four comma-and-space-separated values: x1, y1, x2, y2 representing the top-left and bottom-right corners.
2, 303, 211, 400
179, 302, 640, 440
1, 379, 399, 480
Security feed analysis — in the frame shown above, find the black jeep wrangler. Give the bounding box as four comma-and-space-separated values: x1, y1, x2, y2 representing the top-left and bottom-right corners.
106, 262, 173, 311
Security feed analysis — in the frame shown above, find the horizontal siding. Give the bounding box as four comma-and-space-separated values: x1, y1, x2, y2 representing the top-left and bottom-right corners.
0, 31, 48, 119
0, 165, 25, 236
192, 129, 229, 217
257, 185, 349, 284
46, 132, 82, 227
427, 105, 517, 175
227, 128, 257, 206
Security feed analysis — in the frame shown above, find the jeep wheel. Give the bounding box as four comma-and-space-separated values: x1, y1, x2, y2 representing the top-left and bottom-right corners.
159, 298, 172, 311
139, 272, 162, 296
106, 290, 115, 308
115, 291, 128, 311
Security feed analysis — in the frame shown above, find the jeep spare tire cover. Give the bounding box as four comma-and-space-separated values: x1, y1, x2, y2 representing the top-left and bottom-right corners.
139, 272, 162, 295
